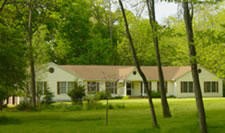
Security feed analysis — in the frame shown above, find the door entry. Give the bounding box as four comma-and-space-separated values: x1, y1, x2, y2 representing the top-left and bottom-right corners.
127, 82, 132, 95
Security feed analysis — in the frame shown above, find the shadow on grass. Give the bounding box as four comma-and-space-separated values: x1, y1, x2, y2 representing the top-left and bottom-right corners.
0, 116, 21, 125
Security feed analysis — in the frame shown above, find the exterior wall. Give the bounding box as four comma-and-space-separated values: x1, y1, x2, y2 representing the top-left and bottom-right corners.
4, 96, 20, 105
151, 81, 157, 92
175, 67, 223, 98
36, 63, 81, 101
35, 63, 222, 101
126, 69, 142, 81
132, 81, 141, 96
117, 82, 124, 96
167, 81, 175, 96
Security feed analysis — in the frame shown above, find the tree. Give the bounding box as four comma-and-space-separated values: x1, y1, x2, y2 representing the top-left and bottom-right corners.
146, 0, 171, 118
0, 23, 27, 110
118, 0, 159, 128
182, 2, 207, 133
0, 0, 7, 12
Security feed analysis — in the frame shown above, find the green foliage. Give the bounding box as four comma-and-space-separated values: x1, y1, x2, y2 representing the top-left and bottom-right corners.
111, 96, 123, 99
151, 91, 161, 98
0, 24, 27, 101
94, 91, 112, 100
16, 102, 37, 111
42, 88, 54, 105
67, 82, 86, 104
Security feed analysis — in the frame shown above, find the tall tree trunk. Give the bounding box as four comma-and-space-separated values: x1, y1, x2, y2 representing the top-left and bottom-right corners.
28, 0, 36, 107
183, 2, 208, 133
146, 0, 171, 118
118, 0, 159, 128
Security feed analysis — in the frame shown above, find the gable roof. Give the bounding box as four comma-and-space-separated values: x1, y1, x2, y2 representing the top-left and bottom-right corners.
60, 65, 191, 81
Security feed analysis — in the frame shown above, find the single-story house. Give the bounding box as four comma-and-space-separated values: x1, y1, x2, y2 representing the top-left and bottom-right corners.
34, 62, 223, 101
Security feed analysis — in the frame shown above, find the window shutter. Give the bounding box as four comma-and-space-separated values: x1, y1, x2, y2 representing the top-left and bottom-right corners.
115, 83, 117, 94
97, 82, 99, 92
57, 82, 60, 95
216, 82, 219, 92
44, 82, 47, 94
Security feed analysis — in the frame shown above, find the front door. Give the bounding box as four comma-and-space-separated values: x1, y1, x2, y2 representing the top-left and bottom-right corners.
127, 82, 132, 95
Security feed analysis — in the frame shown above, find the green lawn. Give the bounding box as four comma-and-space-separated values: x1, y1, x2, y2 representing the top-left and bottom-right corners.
1, 98, 225, 133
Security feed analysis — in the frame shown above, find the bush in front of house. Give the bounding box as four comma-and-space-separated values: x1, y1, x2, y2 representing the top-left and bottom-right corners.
42, 87, 54, 105
111, 96, 123, 99
67, 81, 85, 105
16, 102, 38, 111
94, 91, 112, 100
151, 91, 161, 98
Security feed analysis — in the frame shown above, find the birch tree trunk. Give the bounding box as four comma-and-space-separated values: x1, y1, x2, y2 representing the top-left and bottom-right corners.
118, 0, 159, 128
146, 0, 171, 118
183, 2, 208, 133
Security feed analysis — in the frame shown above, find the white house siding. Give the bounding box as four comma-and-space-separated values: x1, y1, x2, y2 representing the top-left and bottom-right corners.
34, 64, 222, 101
151, 81, 158, 92
36, 63, 80, 101
117, 82, 124, 96
125, 69, 142, 81
175, 67, 223, 98
167, 81, 175, 96
132, 81, 141, 96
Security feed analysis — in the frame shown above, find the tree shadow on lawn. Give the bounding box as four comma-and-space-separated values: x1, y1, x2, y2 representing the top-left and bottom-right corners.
0, 116, 21, 125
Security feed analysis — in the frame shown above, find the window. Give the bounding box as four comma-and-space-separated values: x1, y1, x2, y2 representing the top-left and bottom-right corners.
106, 82, 117, 94
37, 81, 47, 94
88, 82, 99, 93
67, 82, 74, 92
141, 82, 151, 94
157, 81, 167, 93
181, 81, 193, 93
204, 81, 218, 93
57, 82, 74, 95
58, 82, 67, 94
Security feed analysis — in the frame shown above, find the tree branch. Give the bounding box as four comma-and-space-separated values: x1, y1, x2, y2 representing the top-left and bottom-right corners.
0, 0, 7, 12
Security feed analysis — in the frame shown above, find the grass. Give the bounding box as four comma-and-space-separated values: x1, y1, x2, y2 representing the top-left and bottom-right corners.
1, 98, 225, 133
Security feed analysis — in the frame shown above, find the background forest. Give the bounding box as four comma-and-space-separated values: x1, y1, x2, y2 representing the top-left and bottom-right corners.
0, 0, 225, 81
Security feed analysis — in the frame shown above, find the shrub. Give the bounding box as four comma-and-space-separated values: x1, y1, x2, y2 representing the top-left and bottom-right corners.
68, 81, 85, 104
167, 95, 176, 98
94, 91, 111, 100
151, 91, 161, 98
16, 102, 38, 111
42, 87, 54, 105
111, 96, 123, 99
